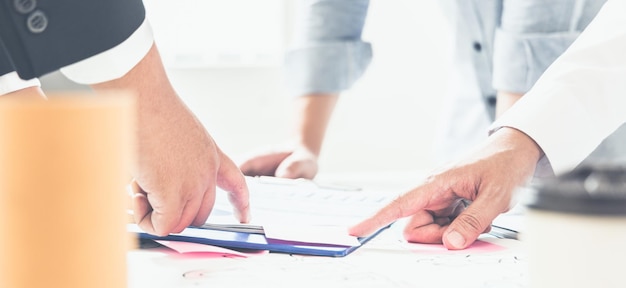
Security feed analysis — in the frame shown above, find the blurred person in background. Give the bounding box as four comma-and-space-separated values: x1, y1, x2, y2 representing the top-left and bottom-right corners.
239, 0, 626, 180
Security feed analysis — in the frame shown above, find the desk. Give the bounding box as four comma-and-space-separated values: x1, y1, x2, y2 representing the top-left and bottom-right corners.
127, 171, 529, 288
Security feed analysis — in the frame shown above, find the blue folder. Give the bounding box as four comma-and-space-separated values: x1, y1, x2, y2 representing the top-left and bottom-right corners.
128, 223, 390, 257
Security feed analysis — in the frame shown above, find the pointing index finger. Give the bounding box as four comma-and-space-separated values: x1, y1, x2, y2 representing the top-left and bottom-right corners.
349, 187, 430, 237
217, 152, 251, 223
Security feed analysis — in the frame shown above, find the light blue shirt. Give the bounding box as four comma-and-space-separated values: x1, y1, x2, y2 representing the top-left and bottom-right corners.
286, 0, 372, 98
285, 0, 608, 163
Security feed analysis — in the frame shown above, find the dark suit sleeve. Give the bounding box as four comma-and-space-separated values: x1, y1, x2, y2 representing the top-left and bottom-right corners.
0, 0, 145, 80
0, 39, 15, 76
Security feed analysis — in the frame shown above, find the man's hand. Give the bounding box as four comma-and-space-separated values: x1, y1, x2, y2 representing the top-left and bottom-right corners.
239, 145, 319, 179
92, 44, 250, 236
239, 93, 338, 180
349, 127, 542, 249
129, 102, 250, 236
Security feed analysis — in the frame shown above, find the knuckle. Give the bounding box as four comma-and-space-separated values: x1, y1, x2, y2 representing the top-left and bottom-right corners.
389, 196, 407, 219
455, 213, 484, 233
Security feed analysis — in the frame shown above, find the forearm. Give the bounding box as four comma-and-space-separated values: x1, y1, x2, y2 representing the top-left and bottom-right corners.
90, 44, 176, 111
495, 91, 523, 119
89, 43, 183, 189
89, 43, 194, 186
293, 93, 339, 156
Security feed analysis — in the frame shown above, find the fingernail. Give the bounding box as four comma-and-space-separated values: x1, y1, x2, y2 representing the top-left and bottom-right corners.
237, 210, 251, 224
446, 230, 466, 248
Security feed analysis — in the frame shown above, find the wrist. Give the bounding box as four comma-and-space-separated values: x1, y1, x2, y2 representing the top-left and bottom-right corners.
497, 127, 544, 163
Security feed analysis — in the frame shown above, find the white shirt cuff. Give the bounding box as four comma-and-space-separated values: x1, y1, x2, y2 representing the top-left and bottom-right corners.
0, 72, 41, 95
60, 19, 154, 85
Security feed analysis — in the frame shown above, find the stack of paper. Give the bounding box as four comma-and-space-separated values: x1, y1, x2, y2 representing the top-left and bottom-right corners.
130, 176, 400, 257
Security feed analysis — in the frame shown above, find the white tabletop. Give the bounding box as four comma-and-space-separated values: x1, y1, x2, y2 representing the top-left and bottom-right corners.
128, 224, 527, 288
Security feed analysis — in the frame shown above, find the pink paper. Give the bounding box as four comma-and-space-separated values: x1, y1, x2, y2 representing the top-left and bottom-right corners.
405, 240, 505, 254
155, 240, 253, 258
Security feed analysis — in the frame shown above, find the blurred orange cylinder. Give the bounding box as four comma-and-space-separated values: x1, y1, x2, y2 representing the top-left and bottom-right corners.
0, 92, 135, 288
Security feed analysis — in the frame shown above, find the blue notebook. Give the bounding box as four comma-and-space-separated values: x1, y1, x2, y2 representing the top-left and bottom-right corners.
129, 176, 397, 257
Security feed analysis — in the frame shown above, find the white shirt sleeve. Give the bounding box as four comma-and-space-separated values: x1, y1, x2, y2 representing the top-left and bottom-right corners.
0, 72, 41, 95
490, 0, 626, 175
60, 18, 155, 85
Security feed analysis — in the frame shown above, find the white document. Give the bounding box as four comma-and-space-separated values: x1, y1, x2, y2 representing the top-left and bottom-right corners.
203, 176, 400, 245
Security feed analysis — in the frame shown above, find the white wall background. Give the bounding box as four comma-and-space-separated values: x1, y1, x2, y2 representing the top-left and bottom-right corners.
41, 0, 451, 176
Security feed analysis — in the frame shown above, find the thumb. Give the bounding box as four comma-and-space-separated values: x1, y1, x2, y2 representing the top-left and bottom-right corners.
274, 160, 297, 179
442, 200, 498, 250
